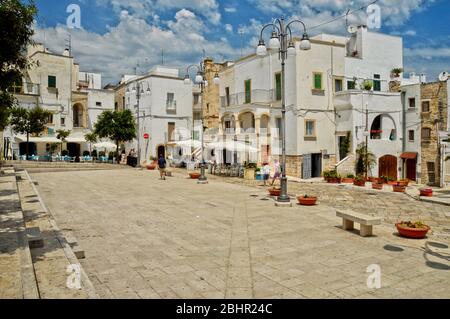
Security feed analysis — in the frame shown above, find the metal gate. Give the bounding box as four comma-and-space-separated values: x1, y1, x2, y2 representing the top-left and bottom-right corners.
303, 154, 312, 179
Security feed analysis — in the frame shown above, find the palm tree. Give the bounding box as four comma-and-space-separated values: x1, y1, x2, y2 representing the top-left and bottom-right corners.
84, 132, 98, 156
56, 129, 71, 155
355, 142, 377, 177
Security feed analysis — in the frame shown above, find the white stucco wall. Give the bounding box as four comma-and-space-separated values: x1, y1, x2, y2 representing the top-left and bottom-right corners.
87, 89, 115, 130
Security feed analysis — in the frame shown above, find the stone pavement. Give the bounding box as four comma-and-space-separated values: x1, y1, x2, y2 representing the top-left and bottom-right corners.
32, 169, 450, 299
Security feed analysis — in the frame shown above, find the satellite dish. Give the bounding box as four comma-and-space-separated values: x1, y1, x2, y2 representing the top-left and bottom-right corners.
347, 25, 358, 34
438, 71, 449, 82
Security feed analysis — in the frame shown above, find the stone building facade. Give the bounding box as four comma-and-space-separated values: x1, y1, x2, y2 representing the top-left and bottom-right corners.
202, 58, 226, 130
420, 81, 448, 186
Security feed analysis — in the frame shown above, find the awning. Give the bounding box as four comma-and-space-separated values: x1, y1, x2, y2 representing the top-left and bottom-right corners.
15, 136, 60, 143
400, 152, 418, 160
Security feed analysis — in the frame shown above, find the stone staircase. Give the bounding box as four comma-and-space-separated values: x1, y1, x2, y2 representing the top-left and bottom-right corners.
335, 154, 356, 176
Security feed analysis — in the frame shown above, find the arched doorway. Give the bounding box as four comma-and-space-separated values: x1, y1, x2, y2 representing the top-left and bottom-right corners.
379, 155, 398, 180
73, 103, 84, 128
157, 145, 166, 159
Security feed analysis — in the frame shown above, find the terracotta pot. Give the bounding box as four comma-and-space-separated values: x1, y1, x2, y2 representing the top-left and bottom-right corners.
397, 180, 410, 187
396, 223, 430, 239
353, 180, 366, 187
342, 178, 354, 184
269, 188, 282, 197
388, 181, 398, 186
297, 196, 318, 206
393, 185, 406, 193
327, 178, 342, 184
146, 164, 157, 170
372, 183, 383, 190
420, 188, 433, 197
368, 177, 379, 183
189, 172, 201, 179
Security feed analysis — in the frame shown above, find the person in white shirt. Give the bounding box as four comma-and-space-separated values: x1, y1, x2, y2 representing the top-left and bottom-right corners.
261, 162, 271, 186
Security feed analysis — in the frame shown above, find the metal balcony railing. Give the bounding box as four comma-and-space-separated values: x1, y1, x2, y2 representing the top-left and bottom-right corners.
220, 89, 279, 108
166, 100, 177, 113
7, 82, 40, 95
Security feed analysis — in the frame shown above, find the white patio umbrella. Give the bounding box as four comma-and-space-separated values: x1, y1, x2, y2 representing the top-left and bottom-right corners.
172, 139, 202, 148
93, 142, 117, 150
207, 140, 257, 153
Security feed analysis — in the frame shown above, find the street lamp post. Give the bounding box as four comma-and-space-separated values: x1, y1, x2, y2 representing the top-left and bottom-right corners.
256, 17, 311, 204
127, 80, 151, 166
184, 62, 220, 184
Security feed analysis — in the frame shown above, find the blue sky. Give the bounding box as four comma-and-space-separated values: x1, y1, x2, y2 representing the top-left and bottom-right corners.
33, 0, 450, 84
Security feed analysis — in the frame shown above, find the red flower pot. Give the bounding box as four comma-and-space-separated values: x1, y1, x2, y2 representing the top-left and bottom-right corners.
297, 196, 318, 206
397, 180, 410, 187
396, 223, 430, 239
372, 183, 383, 190
327, 178, 342, 184
393, 185, 406, 193
189, 172, 201, 179
420, 188, 433, 197
342, 178, 354, 184
269, 188, 281, 197
353, 180, 366, 187
388, 181, 398, 186
146, 164, 156, 170
368, 177, 379, 183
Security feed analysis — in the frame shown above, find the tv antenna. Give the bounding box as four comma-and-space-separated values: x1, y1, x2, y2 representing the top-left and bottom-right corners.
238, 28, 245, 57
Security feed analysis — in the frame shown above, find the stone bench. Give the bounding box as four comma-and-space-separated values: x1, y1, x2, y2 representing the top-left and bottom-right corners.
336, 210, 381, 237
26, 227, 44, 249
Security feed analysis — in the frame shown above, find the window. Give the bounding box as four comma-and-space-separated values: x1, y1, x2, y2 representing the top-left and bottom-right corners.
96, 102, 102, 107
373, 74, 381, 91
427, 162, 436, 184
115, 102, 118, 111
275, 73, 282, 100
409, 98, 416, 109
225, 87, 230, 106
48, 75, 56, 88
422, 128, 432, 140
305, 120, 316, 137
61, 117, 66, 126
422, 101, 430, 113
408, 130, 415, 142
347, 81, 356, 90
193, 94, 199, 105
313, 73, 322, 90
334, 79, 343, 92
244, 79, 251, 104
47, 114, 54, 125
167, 93, 176, 112
168, 122, 175, 142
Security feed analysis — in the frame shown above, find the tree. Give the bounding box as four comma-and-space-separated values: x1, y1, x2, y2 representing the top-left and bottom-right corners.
0, 0, 37, 129
10, 106, 51, 157
355, 142, 376, 177
94, 110, 136, 162
84, 132, 98, 156
56, 129, 70, 155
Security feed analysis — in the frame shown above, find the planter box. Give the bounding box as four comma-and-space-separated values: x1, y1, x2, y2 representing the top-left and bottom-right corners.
342, 178, 354, 184
326, 178, 342, 184
420, 188, 433, 197
393, 185, 406, 193
353, 180, 366, 187
396, 223, 430, 239
244, 168, 256, 180
372, 183, 383, 190
297, 196, 318, 206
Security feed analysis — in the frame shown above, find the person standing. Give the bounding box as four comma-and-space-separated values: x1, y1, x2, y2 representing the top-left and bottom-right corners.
271, 159, 281, 186
158, 154, 167, 180
261, 162, 271, 187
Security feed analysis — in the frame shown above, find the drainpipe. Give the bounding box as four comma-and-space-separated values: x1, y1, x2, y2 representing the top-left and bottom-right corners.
401, 91, 406, 179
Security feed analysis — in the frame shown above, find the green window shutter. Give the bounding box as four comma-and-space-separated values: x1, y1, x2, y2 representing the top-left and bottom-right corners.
275, 73, 282, 100
48, 76, 56, 88
347, 81, 355, 90
314, 73, 322, 90
245, 80, 251, 103
373, 74, 381, 91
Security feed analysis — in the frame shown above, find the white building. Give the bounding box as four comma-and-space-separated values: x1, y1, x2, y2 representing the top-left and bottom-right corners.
121, 66, 193, 164
2, 44, 114, 160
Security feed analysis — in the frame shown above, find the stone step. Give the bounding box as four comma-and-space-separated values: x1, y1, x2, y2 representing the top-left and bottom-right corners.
26, 227, 44, 249
64, 232, 86, 260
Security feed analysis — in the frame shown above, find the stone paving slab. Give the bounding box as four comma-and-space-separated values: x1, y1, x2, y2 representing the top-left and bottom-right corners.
32, 169, 450, 299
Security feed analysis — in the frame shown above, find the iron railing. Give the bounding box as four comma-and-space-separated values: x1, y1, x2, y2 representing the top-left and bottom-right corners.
7, 82, 40, 95
220, 89, 280, 108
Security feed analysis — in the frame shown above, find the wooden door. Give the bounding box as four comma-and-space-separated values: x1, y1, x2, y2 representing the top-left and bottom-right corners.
406, 159, 417, 181
379, 155, 398, 180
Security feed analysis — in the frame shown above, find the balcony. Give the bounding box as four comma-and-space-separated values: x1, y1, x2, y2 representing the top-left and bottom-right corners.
166, 100, 177, 114
7, 82, 40, 96
221, 89, 279, 108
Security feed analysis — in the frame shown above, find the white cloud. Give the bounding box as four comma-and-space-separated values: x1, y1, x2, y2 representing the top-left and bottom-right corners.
34, 10, 238, 84
225, 24, 233, 33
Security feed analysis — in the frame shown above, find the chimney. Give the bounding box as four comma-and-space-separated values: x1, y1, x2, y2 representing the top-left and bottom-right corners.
420, 73, 427, 84
63, 48, 70, 57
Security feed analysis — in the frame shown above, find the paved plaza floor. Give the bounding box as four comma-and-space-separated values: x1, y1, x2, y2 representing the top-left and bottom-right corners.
32, 169, 450, 299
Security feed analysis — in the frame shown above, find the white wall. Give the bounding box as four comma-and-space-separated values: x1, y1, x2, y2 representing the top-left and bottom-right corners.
87, 89, 115, 130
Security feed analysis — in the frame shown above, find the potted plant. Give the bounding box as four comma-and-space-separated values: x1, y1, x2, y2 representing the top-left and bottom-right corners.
342, 174, 355, 184
396, 221, 430, 239
397, 179, 410, 187
189, 172, 201, 179
244, 162, 257, 180
391, 68, 403, 79
268, 187, 281, 197
420, 188, 433, 197
297, 194, 318, 206
362, 80, 373, 91
372, 180, 384, 190
146, 156, 158, 170
393, 183, 406, 193
355, 143, 376, 180
323, 170, 341, 184
353, 176, 366, 187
